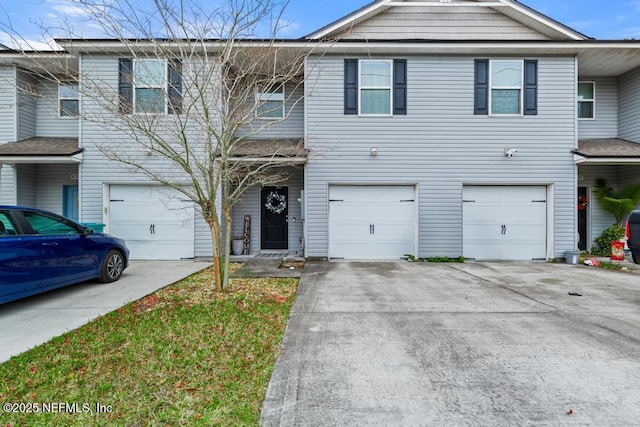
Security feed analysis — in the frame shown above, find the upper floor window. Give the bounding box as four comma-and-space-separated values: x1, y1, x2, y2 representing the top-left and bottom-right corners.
491, 60, 522, 115
134, 59, 166, 114
344, 59, 407, 116
59, 82, 79, 118
256, 84, 285, 119
119, 58, 182, 115
578, 82, 595, 119
475, 59, 537, 116
360, 60, 392, 115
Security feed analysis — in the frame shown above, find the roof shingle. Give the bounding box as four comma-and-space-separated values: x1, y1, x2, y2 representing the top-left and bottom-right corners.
0, 137, 82, 156
574, 138, 640, 158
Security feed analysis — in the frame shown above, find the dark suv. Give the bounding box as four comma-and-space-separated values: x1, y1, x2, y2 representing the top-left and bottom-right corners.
626, 210, 640, 264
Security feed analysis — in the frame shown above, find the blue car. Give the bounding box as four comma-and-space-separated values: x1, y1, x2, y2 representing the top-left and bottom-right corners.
0, 206, 129, 304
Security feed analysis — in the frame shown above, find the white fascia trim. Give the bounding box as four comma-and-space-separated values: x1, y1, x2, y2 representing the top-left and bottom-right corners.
0, 154, 83, 164
386, 2, 506, 6
305, 41, 640, 55
573, 155, 640, 164
59, 40, 640, 52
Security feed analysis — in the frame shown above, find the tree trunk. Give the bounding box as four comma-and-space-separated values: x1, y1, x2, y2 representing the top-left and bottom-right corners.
207, 218, 223, 293
223, 208, 233, 289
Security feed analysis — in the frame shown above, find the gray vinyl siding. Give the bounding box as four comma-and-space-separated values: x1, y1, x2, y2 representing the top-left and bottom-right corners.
577, 77, 618, 139
618, 165, 640, 221
618, 165, 640, 189
16, 164, 36, 206
0, 164, 17, 205
36, 81, 79, 137
0, 66, 16, 144
341, 5, 550, 40
232, 167, 304, 254
619, 67, 640, 143
16, 71, 36, 141
79, 54, 220, 257
35, 164, 79, 214
305, 55, 577, 259
238, 82, 304, 139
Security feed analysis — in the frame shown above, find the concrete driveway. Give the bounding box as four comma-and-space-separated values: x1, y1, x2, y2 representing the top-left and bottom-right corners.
261, 261, 640, 426
0, 260, 210, 364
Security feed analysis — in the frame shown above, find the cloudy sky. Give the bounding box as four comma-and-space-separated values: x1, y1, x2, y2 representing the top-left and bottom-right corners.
1, 0, 639, 49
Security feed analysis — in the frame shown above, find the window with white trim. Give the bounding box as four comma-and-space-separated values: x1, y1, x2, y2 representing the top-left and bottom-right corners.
578, 82, 595, 119
490, 60, 523, 115
59, 82, 79, 117
134, 59, 166, 113
256, 84, 285, 118
360, 59, 392, 115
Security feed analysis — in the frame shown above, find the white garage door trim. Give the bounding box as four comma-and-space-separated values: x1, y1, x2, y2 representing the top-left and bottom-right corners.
329, 185, 416, 260
463, 185, 548, 261
108, 185, 195, 260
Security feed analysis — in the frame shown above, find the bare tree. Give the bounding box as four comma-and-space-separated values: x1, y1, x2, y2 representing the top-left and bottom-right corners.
3, 0, 313, 290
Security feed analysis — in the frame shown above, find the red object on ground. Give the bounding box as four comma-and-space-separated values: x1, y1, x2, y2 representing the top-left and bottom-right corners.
611, 241, 625, 261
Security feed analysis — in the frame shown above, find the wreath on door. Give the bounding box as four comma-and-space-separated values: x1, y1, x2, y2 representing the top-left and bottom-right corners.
265, 191, 287, 214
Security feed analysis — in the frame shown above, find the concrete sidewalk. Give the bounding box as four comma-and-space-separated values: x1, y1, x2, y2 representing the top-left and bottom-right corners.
261, 261, 640, 426
0, 261, 210, 364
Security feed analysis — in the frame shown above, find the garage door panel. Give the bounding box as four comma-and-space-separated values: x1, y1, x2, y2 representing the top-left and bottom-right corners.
329, 185, 415, 260
109, 185, 195, 260
463, 186, 547, 261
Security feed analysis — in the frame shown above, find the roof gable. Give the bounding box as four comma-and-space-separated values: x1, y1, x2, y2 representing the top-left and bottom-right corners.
306, 0, 589, 41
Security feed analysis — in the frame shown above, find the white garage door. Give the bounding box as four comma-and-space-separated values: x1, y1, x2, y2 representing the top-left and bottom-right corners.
329, 185, 415, 259
109, 185, 195, 260
463, 186, 547, 260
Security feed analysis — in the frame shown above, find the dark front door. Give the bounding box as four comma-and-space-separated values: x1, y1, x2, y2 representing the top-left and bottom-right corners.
578, 186, 588, 251
261, 187, 288, 250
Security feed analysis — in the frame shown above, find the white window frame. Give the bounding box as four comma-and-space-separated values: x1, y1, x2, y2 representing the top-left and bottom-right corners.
133, 58, 167, 114
577, 81, 595, 120
255, 84, 285, 119
359, 59, 393, 116
58, 82, 79, 118
489, 59, 524, 116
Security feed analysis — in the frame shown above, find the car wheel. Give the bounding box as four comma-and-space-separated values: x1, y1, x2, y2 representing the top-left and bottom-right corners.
100, 249, 125, 283
632, 250, 639, 265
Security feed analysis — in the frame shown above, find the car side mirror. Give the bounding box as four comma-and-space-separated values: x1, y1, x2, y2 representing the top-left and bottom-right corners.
81, 226, 95, 236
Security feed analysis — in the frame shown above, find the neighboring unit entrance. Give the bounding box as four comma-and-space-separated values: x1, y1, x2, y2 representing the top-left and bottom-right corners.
329, 185, 415, 259
261, 186, 288, 250
578, 186, 588, 251
109, 185, 195, 260
463, 185, 547, 260
63, 185, 79, 222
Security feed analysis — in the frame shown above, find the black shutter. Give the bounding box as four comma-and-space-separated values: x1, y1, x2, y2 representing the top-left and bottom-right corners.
474, 59, 489, 115
524, 59, 538, 115
168, 59, 182, 114
344, 59, 358, 115
393, 59, 407, 115
118, 58, 133, 114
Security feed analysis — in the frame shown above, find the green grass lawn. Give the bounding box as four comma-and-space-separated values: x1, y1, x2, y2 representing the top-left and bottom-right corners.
0, 265, 298, 426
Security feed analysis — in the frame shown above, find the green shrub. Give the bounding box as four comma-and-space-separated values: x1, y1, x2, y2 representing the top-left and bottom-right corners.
592, 224, 625, 256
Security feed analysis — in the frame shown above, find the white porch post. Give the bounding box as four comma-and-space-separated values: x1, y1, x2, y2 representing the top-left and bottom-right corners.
0, 163, 17, 205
